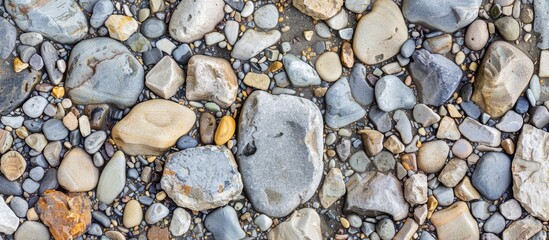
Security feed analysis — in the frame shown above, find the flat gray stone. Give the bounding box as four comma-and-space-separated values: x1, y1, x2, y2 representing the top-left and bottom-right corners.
65, 37, 144, 108
283, 54, 321, 87
236, 91, 323, 217
496, 111, 523, 132
5, 0, 88, 44
458, 117, 501, 147
325, 77, 367, 128
14, 221, 50, 240
96, 151, 126, 204
472, 152, 511, 200
0, 18, 16, 60
231, 29, 281, 60
349, 63, 374, 108
402, 0, 482, 33
254, 4, 278, 29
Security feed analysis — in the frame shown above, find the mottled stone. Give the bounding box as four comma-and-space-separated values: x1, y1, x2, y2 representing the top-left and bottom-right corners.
231, 30, 281, 60
431, 202, 479, 240
293, 0, 343, 20
0, 57, 41, 115
161, 146, 242, 211
268, 208, 322, 240
325, 77, 366, 128
402, 0, 482, 33
169, 0, 224, 43
472, 41, 534, 118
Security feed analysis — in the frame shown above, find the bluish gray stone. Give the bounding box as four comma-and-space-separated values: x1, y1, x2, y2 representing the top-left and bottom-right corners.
402, 0, 482, 33
400, 39, 416, 58
534, 0, 549, 49
205, 206, 246, 240
375, 75, 416, 112
41, 41, 63, 85
39, 169, 58, 194
90, 0, 114, 28
433, 185, 454, 206
22, 179, 40, 193
529, 106, 549, 128
84, 131, 107, 154
126, 33, 152, 53
176, 135, 198, 150
484, 212, 506, 234
231, 29, 281, 60
0, 18, 17, 60
496, 111, 523, 132
9, 197, 28, 218
368, 106, 393, 133
472, 152, 512, 200
349, 64, 374, 108
409, 49, 462, 106
460, 101, 482, 119
65, 37, 144, 108
282, 54, 321, 87
145, 203, 169, 224
172, 44, 193, 65
5, 0, 89, 44
0, 175, 23, 196
42, 119, 68, 141
254, 4, 278, 29
325, 77, 367, 128
141, 18, 167, 39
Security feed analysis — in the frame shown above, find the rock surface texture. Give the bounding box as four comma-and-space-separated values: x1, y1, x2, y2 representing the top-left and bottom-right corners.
236, 91, 323, 217
402, 0, 482, 33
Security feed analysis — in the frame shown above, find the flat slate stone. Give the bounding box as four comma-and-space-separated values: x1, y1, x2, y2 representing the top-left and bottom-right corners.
0, 57, 41, 115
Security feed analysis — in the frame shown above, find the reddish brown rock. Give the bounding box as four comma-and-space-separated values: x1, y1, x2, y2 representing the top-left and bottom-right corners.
36, 190, 92, 240
341, 41, 355, 68
147, 226, 170, 240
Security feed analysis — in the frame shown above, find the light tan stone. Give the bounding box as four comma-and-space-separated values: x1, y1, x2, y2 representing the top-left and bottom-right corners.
243, 72, 270, 90
0, 151, 26, 181
472, 41, 534, 118
57, 148, 99, 192
292, 0, 343, 20
353, 0, 407, 65
319, 168, 346, 208
123, 200, 143, 228
404, 173, 427, 205
267, 208, 322, 240
112, 99, 196, 156
185, 55, 238, 108
0, 129, 13, 154
105, 15, 138, 41
454, 176, 481, 201
393, 218, 419, 240
359, 129, 384, 157
417, 140, 449, 174
315, 51, 342, 82
431, 202, 479, 240
438, 159, 467, 187
502, 216, 542, 240
436, 116, 460, 140
146, 56, 185, 99
383, 135, 405, 154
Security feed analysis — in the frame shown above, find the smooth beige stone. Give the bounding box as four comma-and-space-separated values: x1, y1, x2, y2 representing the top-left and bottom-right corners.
359, 129, 384, 157
123, 200, 143, 228
243, 72, 270, 90
431, 201, 479, 240
145, 56, 185, 99
454, 176, 481, 201
438, 159, 467, 187
57, 148, 99, 192
393, 218, 419, 240
417, 140, 449, 174
353, 0, 407, 65
315, 51, 342, 82
105, 15, 138, 41
472, 41, 534, 118
112, 99, 196, 156
0, 151, 26, 181
436, 116, 460, 140
0, 129, 13, 154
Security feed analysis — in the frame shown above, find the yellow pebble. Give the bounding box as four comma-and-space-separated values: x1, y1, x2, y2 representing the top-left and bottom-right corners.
427, 195, 438, 219
340, 217, 350, 228
268, 61, 283, 72
215, 116, 236, 146
52, 86, 65, 98
13, 57, 28, 73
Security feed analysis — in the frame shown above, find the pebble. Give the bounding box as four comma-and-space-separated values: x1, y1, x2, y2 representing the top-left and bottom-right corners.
241, 0, 254, 17
22, 96, 48, 118
205, 206, 246, 240
232, 29, 281, 60
319, 168, 346, 208
458, 117, 501, 147
451, 139, 473, 159
292, 0, 343, 19
376, 219, 395, 240
170, 208, 191, 236
169, 0, 224, 42
14, 221, 50, 240
499, 199, 522, 220
326, 9, 348, 30
345, 0, 370, 13
368, 106, 393, 133
375, 75, 416, 112
494, 17, 520, 41
315, 22, 332, 38
90, 0, 114, 28
123, 200, 143, 228
417, 140, 449, 174
283, 54, 321, 87
0, 151, 26, 181
402, 0, 482, 32
0, 18, 16, 59
325, 77, 366, 128
105, 15, 138, 41
471, 152, 512, 200
0, 197, 19, 234
484, 212, 506, 234
57, 148, 99, 192
315, 51, 342, 82
96, 151, 125, 204
349, 151, 370, 172
404, 173, 427, 205
430, 202, 479, 239
465, 20, 489, 51
254, 214, 273, 231
145, 203, 169, 224
268, 208, 322, 239
10, 196, 28, 217
186, 55, 237, 108
254, 4, 278, 29
141, 18, 167, 39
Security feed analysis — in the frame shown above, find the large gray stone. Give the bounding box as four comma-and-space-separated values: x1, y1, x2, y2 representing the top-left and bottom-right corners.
5, 0, 88, 44
169, 0, 224, 43
402, 0, 482, 33
0, 57, 41, 115
65, 37, 144, 108
513, 124, 549, 221
349, 63, 374, 108
535, 0, 549, 49
471, 152, 511, 200
375, 75, 416, 112
409, 49, 462, 106
236, 91, 323, 217
345, 171, 409, 220
161, 146, 242, 211
0, 18, 16, 60
325, 77, 367, 128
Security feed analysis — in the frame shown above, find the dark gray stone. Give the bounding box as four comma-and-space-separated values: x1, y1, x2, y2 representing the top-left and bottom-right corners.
349, 64, 374, 108
368, 106, 393, 133
90, 0, 114, 28
0, 57, 41, 115
224, 0, 244, 11
409, 49, 462, 106
0, 175, 23, 196
176, 135, 198, 150
141, 18, 167, 39
39, 169, 59, 194
172, 44, 193, 65
472, 152, 512, 200
529, 106, 549, 128
143, 48, 163, 66
41, 41, 63, 85
460, 101, 482, 119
